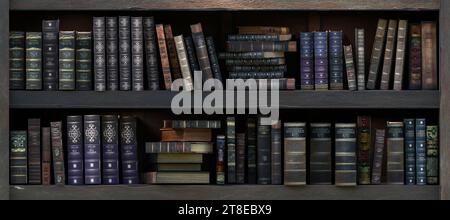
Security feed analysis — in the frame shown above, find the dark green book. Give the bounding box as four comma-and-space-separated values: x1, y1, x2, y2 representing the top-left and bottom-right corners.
26, 32, 42, 90
76, 32, 92, 90
10, 31, 26, 90
10, 131, 28, 185
59, 31, 76, 90
427, 126, 439, 185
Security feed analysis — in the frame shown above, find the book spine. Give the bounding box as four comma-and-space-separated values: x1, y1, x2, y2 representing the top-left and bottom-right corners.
84, 115, 101, 185
165, 120, 222, 129
206, 36, 223, 81
409, 24, 422, 90
393, 20, 408, 91
246, 118, 257, 184
93, 17, 106, 91
335, 124, 357, 186
357, 116, 371, 185
10, 131, 28, 185
404, 119, 416, 185
143, 17, 160, 90
236, 133, 246, 184
228, 71, 284, 79
174, 35, 194, 91
421, 22, 438, 90
191, 23, 214, 81
119, 16, 132, 91
271, 121, 282, 185
121, 116, 139, 184
314, 32, 329, 90
355, 28, 366, 91
76, 32, 93, 91
415, 119, 427, 185
284, 123, 306, 186
102, 115, 120, 185
67, 116, 84, 185
367, 19, 388, 90
227, 65, 287, 72
228, 34, 292, 41
371, 129, 385, 185
329, 31, 344, 90
426, 126, 439, 185
227, 117, 236, 184
344, 45, 357, 91
41, 127, 51, 185
238, 26, 290, 35
42, 20, 59, 90
310, 123, 332, 185
386, 122, 404, 185
106, 17, 119, 91
131, 17, 144, 91
257, 119, 271, 185
380, 20, 398, 90
10, 32, 26, 90
164, 25, 183, 80
219, 52, 285, 59
156, 24, 173, 90
50, 122, 65, 185
184, 36, 200, 73
27, 119, 41, 185
226, 58, 285, 66
26, 32, 42, 90
216, 135, 226, 184
59, 31, 76, 90
226, 41, 297, 52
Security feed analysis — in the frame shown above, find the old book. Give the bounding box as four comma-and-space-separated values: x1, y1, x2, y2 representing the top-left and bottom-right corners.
421, 21, 438, 90
161, 128, 212, 142
164, 25, 182, 80
150, 153, 203, 164
404, 119, 416, 185
238, 26, 290, 35
314, 32, 329, 90
393, 20, 408, 91
257, 118, 271, 185
426, 126, 439, 185
409, 24, 422, 90
386, 121, 404, 185
76, 32, 92, 91
329, 31, 344, 90
174, 35, 194, 91
310, 123, 332, 185
9, 31, 26, 90
27, 119, 41, 185
227, 117, 236, 184
42, 20, 59, 90
41, 127, 51, 185
50, 122, 65, 185
251, 78, 296, 90
120, 116, 139, 184
380, 20, 398, 90
367, 19, 388, 90
225, 58, 285, 66
335, 123, 357, 186
67, 116, 84, 185
93, 17, 106, 91
228, 34, 292, 41
145, 142, 213, 154
156, 24, 173, 90
206, 37, 223, 81
216, 135, 226, 184
10, 131, 28, 185
372, 129, 385, 185
163, 120, 221, 129
157, 164, 202, 172
119, 16, 132, 91
247, 118, 257, 184
184, 36, 200, 73
271, 121, 282, 185
84, 115, 101, 185
415, 119, 427, 185
131, 17, 144, 91
344, 45, 357, 91
59, 31, 76, 90
191, 23, 214, 81
284, 123, 307, 186
102, 115, 120, 185
226, 41, 297, 52
106, 17, 119, 91
357, 116, 371, 185
228, 71, 284, 79
227, 65, 287, 72
237, 133, 246, 184
26, 32, 42, 90
219, 52, 285, 59
143, 17, 160, 90
145, 172, 210, 184
355, 28, 366, 90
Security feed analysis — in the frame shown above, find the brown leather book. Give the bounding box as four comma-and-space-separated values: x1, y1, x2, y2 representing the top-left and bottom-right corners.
156, 24, 173, 90
371, 129, 385, 185
238, 26, 290, 35
161, 128, 212, 142
421, 21, 438, 90
408, 24, 422, 90
41, 127, 52, 185
164, 25, 183, 80
344, 45, 357, 91
393, 20, 408, 91
50, 122, 65, 185
190, 23, 214, 81
380, 20, 398, 90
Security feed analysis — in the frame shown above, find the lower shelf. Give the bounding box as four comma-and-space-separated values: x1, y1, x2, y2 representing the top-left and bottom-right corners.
10, 185, 440, 200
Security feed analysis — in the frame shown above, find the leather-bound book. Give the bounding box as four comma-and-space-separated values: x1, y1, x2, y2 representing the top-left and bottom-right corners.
164, 25, 182, 80
50, 122, 65, 185
164, 120, 221, 129
257, 118, 271, 185
238, 26, 290, 35
344, 45, 357, 91
355, 28, 366, 90
106, 17, 119, 91
156, 24, 173, 90
184, 36, 200, 73
42, 20, 59, 90
191, 23, 214, 81
10, 32, 26, 90
408, 24, 422, 90
236, 133, 246, 184
226, 41, 297, 52
67, 116, 84, 185
371, 129, 385, 185
227, 117, 236, 184
119, 16, 131, 91
26, 32, 42, 90
93, 17, 106, 91
161, 128, 212, 142
28, 119, 41, 185
380, 20, 398, 90
247, 118, 257, 184
357, 116, 371, 185
145, 142, 213, 154
367, 19, 388, 90
421, 21, 438, 90
76, 32, 92, 91
84, 115, 101, 185
228, 65, 287, 72
228, 34, 292, 41
228, 71, 284, 79
314, 32, 329, 90
329, 31, 344, 90
220, 52, 284, 60
386, 122, 404, 185
284, 123, 307, 186
206, 36, 223, 81
300, 32, 314, 90
271, 121, 282, 185
120, 116, 140, 184
41, 127, 51, 185
102, 115, 120, 185
335, 123, 357, 186
310, 123, 332, 185
59, 31, 76, 90
10, 131, 28, 185
143, 17, 160, 90
131, 17, 144, 91
216, 135, 226, 184
415, 119, 427, 185
404, 119, 416, 185
426, 126, 439, 185
174, 35, 194, 91
393, 20, 408, 91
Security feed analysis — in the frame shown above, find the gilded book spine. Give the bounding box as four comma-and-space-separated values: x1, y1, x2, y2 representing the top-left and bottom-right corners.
26, 32, 42, 90
119, 16, 131, 91
59, 31, 76, 90
380, 20, 398, 90
76, 32, 93, 91
355, 28, 365, 91
284, 123, 306, 186
367, 19, 388, 90
93, 17, 106, 91
393, 20, 408, 91
10, 32, 25, 90
131, 17, 144, 91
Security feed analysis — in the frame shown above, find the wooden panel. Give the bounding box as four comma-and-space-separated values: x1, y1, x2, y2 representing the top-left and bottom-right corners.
10, 0, 440, 11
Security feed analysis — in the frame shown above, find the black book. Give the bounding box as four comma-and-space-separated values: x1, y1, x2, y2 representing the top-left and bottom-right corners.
10, 131, 28, 185
131, 17, 144, 91
102, 115, 120, 185
84, 115, 102, 185
59, 31, 76, 90
121, 116, 140, 184
206, 36, 222, 81
67, 116, 84, 185
76, 32, 93, 90
335, 123, 357, 186
9, 32, 26, 90
143, 17, 160, 90
246, 118, 257, 184
184, 36, 200, 73
93, 17, 106, 91
26, 32, 42, 90
106, 17, 119, 91
28, 119, 41, 185
42, 20, 59, 90
271, 121, 282, 185
310, 123, 332, 185
119, 16, 132, 91
51, 122, 65, 185
226, 117, 236, 184
257, 118, 271, 185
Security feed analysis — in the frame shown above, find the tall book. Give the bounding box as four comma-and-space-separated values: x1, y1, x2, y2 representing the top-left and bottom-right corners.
41, 127, 51, 185
206, 36, 223, 81
131, 17, 144, 91
404, 119, 416, 185
310, 123, 332, 185
393, 20, 408, 91
227, 117, 236, 184
10, 131, 27, 185
386, 122, 404, 185
344, 45, 357, 91
355, 28, 366, 90
300, 33, 314, 90
271, 121, 282, 185
185, 36, 200, 73
371, 129, 385, 185
10, 31, 25, 90
119, 16, 132, 91
27, 119, 41, 185
335, 124, 357, 186
106, 17, 119, 91
236, 133, 246, 184
102, 115, 120, 185
76, 32, 92, 90
426, 126, 439, 185
367, 19, 388, 90
257, 118, 271, 184
409, 24, 422, 90
421, 22, 438, 90
216, 135, 226, 184
174, 35, 194, 91
42, 20, 59, 90
67, 116, 84, 185
121, 116, 139, 184
284, 123, 307, 186
191, 23, 214, 81
329, 31, 344, 90
156, 24, 173, 90
357, 116, 371, 185
314, 32, 328, 90
143, 17, 160, 90
84, 115, 101, 185
246, 118, 257, 184
380, 20, 398, 90
26, 32, 42, 90
50, 122, 65, 185
415, 119, 427, 185
164, 25, 182, 80
93, 17, 106, 91
59, 31, 76, 90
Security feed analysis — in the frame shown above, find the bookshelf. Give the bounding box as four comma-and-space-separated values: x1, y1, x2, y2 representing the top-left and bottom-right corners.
1, 0, 449, 200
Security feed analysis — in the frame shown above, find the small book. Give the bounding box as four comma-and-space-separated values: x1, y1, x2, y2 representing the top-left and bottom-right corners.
41, 127, 51, 185
335, 123, 357, 186
50, 122, 65, 185
271, 121, 282, 185
386, 122, 404, 185
67, 116, 84, 185
408, 24, 422, 90
415, 119, 427, 185
102, 115, 120, 185
393, 20, 408, 91
227, 117, 236, 184
367, 19, 388, 90
145, 142, 213, 154
143, 17, 160, 90
76, 32, 92, 91
344, 45, 357, 91
329, 31, 344, 90
161, 128, 212, 142
156, 24, 173, 90
216, 135, 226, 185
131, 17, 145, 91
238, 26, 290, 35
59, 31, 76, 90
310, 123, 332, 185
421, 21, 438, 90
119, 16, 132, 91
10, 130, 28, 185
355, 28, 366, 91
84, 115, 101, 185
284, 123, 307, 186
120, 116, 140, 184
106, 17, 119, 91
42, 20, 59, 90
93, 17, 106, 91
9, 31, 26, 90
246, 118, 257, 184
380, 20, 398, 90
27, 118, 41, 185
26, 32, 42, 90
164, 25, 183, 80
426, 126, 439, 185
145, 172, 210, 184
371, 129, 385, 185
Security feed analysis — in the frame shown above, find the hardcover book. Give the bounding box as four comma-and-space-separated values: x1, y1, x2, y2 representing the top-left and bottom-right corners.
102, 115, 120, 185
67, 116, 84, 185
10, 131, 28, 185
84, 115, 101, 185
237, 133, 246, 184
42, 20, 59, 90
310, 123, 332, 185
184, 36, 200, 73
161, 128, 212, 142
106, 17, 119, 91
409, 24, 422, 90
367, 19, 388, 90
216, 135, 226, 184
380, 20, 398, 90
226, 41, 297, 52
120, 116, 140, 184
257, 118, 271, 184
174, 35, 194, 91
28, 119, 41, 185
219, 52, 285, 59
41, 127, 51, 185
227, 117, 236, 184
76, 32, 93, 90
26, 32, 42, 90
206, 36, 223, 81
228, 34, 292, 41
145, 172, 210, 184
145, 142, 213, 154
163, 120, 221, 129
314, 32, 329, 90
357, 116, 371, 185
386, 122, 405, 185
271, 121, 282, 185
156, 24, 173, 90
238, 26, 290, 35
93, 17, 106, 91
143, 17, 160, 90
247, 118, 257, 184
344, 45, 357, 91
191, 23, 214, 81
329, 31, 344, 90
131, 17, 144, 91
119, 16, 132, 91
335, 124, 357, 186
51, 122, 65, 185
59, 31, 76, 90
284, 123, 307, 186
415, 119, 427, 185
393, 20, 408, 91
421, 21, 438, 90
404, 119, 416, 185
164, 24, 183, 80
372, 129, 385, 185
10, 32, 26, 90
300, 32, 314, 90
355, 28, 366, 90
426, 126, 439, 185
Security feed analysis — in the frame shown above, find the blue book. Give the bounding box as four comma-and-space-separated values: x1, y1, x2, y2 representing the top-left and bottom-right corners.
102, 115, 120, 185
415, 119, 427, 185
404, 119, 415, 185
121, 116, 139, 184
300, 32, 314, 90
84, 115, 101, 185
67, 116, 84, 185
314, 32, 329, 90
329, 31, 344, 90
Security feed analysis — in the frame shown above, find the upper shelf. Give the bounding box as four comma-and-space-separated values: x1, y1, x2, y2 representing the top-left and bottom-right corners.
9, 0, 440, 11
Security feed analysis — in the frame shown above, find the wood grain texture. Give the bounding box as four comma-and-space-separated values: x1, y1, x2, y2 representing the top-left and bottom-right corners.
10, 185, 439, 200
440, 0, 449, 200
10, 0, 440, 11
